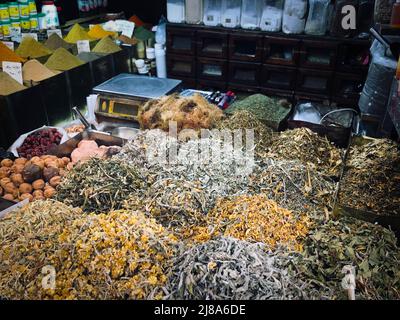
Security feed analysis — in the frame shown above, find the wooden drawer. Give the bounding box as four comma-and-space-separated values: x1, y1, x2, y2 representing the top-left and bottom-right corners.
264, 36, 300, 66
333, 72, 366, 102
336, 42, 371, 73
229, 61, 261, 86
197, 30, 228, 59
167, 54, 196, 78
299, 40, 338, 70
261, 65, 297, 90
197, 57, 228, 82
229, 33, 264, 62
296, 68, 333, 96
167, 26, 196, 55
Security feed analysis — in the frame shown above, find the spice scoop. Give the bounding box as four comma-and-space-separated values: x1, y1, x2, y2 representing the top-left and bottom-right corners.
72, 107, 97, 131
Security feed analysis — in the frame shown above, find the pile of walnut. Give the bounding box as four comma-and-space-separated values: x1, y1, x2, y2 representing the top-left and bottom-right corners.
0, 156, 71, 203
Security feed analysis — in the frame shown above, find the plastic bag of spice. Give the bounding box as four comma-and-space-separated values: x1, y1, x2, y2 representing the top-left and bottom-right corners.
8, 126, 68, 157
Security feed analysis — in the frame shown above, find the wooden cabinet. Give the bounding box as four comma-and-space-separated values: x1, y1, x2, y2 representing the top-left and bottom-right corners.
197, 30, 229, 59
197, 57, 228, 82
229, 61, 261, 86
229, 32, 264, 62
296, 68, 333, 97
264, 37, 300, 66
167, 26, 196, 55
261, 64, 297, 90
167, 54, 196, 78
299, 40, 338, 70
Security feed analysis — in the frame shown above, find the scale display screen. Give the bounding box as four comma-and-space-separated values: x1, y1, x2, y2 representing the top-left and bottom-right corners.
96, 96, 143, 120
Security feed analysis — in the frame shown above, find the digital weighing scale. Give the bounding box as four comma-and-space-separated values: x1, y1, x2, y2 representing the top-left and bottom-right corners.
92, 74, 182, 124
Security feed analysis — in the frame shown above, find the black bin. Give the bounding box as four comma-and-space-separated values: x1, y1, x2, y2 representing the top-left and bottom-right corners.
40, 72, 71, 125
66, 63, 93, 112
0, 85, 48, 148
91, 54, 115, 86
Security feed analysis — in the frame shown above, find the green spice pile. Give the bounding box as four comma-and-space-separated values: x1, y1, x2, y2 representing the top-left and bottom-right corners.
15, 37, 53, 59
0, 71, 27, 95
216, 110, 274, 156
45, 48, 84, 71
299, 217, 400, 300
166, 238, 334, 300
226, 94, 291, 130
56, 158, 144, 213
92, 36, 122, 54
339, 138, 400, 215
0, 200, 82, 300
249, 159, 337, 214
263, 128, 344, 177
45, 33, 75, 52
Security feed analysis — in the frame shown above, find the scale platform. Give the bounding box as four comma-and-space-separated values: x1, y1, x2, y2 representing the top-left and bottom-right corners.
93, 74, 182, 99
92, 74, 182, 123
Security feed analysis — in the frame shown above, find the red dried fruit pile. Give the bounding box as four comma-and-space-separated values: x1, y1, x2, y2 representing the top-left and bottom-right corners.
17, 129, 62, 159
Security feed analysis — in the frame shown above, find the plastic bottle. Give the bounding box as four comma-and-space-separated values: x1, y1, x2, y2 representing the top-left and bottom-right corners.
282, 0, 307, 34
260, 0, 284, 32
28, 0, 37, 14
0, 4, 10, 22
241, 0, 263, 29
155, 43, 167, 78
391, 0, 400, 28
221, 0, 241, 28
42, 1, 60, 28
167, 0, 185, 23
19, 1, 30, 18
8, 2, 20, 19
305, 0, 330, 35
185, 0, 203, 24
203, 0, 222, 26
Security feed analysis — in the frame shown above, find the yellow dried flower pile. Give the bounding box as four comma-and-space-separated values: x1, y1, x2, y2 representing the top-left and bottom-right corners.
199, 194, 311, 251
0, 200, 82, 300
54, 210, 177, 300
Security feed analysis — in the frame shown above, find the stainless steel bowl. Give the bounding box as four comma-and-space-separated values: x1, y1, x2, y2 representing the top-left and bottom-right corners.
111, 127, 140, 140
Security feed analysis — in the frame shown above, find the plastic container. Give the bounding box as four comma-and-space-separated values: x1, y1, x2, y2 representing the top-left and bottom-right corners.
203, 0, 222, 26
0, 4, 10, 21
221, 0, 241, 28
241, 0, 263, 29
305, 0, 330, 35
167, 0, 185, 23
38, 13, 46, 30
42, 1, 59, 28
19, 2, 30, 18
10, 17, 20, 28
1, 20, 11, 38
282, 0, 307, 34
185, 0, 203, 24
28, 0, 37, 14
260, 0, 284, 32
391, 0, 400, 27
20, 17, 30, 30
8, 2, 20, 19
29, 14, 38, 30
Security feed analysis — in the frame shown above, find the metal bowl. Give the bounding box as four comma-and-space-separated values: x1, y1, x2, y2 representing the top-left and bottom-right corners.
111, 127, 140, 140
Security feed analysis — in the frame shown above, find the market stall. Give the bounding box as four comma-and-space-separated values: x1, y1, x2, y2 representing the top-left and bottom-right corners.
0, 0, 399, 302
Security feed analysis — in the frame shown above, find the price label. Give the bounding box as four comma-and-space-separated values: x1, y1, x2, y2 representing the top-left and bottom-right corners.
77, 40, 91, 54
2, 61, 23, 84
2, 41, 14, 51
22, 33, 38, 41
47, 29, 63, 38
10, 27, 21, 37
115, 20, 135, 38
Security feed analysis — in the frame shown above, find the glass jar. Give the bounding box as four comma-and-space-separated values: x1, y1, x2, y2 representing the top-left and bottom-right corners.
241, 0, 263, 29
282, 0, 307, 34
185, 0, 203, 24
167, 0, 185, 23
305, 0, 330, 35
30, 14, 39, 30
221, 0, 241, 28
203, 0, 222, 26
42, 1, 60, 28
260, 0, 284, 32
8, 2, 20, 19
20, 17, 30, 30
0, 4, 10, 21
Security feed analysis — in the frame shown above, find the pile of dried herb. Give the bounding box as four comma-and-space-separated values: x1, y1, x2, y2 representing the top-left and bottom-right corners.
165, 237, 334, 300
226, 94, 291, 130
299, 217, 400, 300
45, 48, 84, 71
55, 210, 177, 300
200, 194, 311, 251
116, 130, 256, 199
0, 200, 83, 300
339, 138, 400, 215
216, 110, 274, 156
124, 179, 210, 235
15, 37, 53, 59
56, 158, 144, 213
92, 36, 121, 54
249, 159, 337, 214
262, 128, 344, 177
